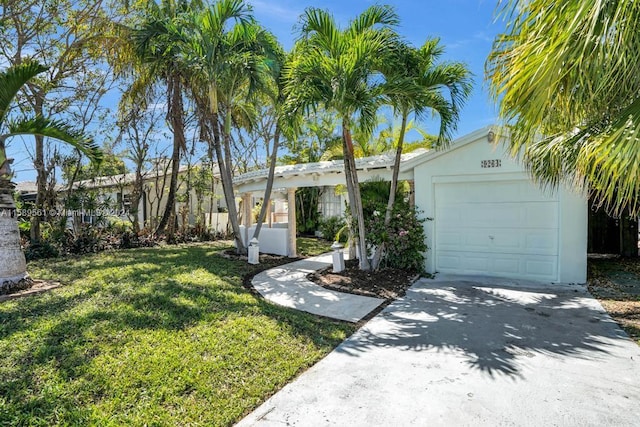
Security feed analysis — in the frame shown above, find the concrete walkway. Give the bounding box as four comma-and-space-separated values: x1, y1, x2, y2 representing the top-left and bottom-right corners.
251, 253, 384, 323
239, 275, 640, 426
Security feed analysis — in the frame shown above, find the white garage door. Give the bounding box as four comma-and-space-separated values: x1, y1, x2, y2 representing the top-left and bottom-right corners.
435, 180, 559, 281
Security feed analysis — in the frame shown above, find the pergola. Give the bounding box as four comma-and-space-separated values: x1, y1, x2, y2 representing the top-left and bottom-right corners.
233, 149, 428, 257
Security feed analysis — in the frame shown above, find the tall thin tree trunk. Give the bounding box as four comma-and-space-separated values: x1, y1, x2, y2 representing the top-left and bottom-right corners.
156, 75, 184, 236
30, 93, 46, 242
253, 124, 281, 240
342, 118, 370, 270
131, 168, 143, 233
371, 112, 408, 270
211, 111, 246, 253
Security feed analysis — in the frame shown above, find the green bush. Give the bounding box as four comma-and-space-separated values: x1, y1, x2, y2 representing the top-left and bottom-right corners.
359, 179, 427, 272
24, 241, 59, 261
365, 206, 428, 272
318, 216, 347, 242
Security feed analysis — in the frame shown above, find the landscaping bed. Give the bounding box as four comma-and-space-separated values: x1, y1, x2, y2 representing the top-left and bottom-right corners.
308, 259, 420, 301
588, 256, 640, 343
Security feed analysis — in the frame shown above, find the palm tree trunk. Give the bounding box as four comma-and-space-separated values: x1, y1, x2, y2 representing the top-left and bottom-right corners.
156, 75, 184, 236
252, 124, 280, 240
30, 134, 45, 243
0, 172, 32, 293
211, 111, 246, 254
342, 118, 370, 270
371, 112, 408, 270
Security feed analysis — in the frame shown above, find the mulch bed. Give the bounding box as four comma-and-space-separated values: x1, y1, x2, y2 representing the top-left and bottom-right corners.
307, 259, 420, 301
588, 256, 640, 341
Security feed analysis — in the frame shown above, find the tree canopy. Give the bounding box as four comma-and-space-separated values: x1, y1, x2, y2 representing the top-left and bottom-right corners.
487, 0, 640, 216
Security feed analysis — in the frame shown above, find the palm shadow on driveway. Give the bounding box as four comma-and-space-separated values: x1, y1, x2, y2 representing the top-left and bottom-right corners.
337, 277, 630, 378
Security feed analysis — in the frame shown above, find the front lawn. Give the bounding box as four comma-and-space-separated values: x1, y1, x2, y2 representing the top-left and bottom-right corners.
296, 236, 333, 257
0, 242, 354, 426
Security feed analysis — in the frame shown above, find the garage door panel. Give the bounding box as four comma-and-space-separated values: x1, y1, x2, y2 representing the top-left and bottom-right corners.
437, 251, 558, 280
525, 259, 556, 277
438, 254, 462, 269
524, 233, 557, 253
524, 203, 559, 228
493, 257, 520, 274
437, 202, 557, 229
437, 227, 558, 255
436, 181, 558, 204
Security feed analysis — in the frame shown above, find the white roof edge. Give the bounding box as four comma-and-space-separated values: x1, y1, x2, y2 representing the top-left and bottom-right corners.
233, 148, 429, 186
399, 125, 501, 172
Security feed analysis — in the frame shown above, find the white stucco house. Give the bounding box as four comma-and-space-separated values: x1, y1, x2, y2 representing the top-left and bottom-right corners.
408, 127, 587, 283
234, 125, 588, 283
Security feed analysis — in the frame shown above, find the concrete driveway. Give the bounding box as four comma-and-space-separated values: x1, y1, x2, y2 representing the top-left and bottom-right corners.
238, 275, 640, 426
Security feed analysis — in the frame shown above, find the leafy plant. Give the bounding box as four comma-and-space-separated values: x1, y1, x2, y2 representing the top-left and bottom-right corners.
360, 178, 426, 271
365, 206, 428, 272
318, 216, 347, 243
23, 241, 59, 261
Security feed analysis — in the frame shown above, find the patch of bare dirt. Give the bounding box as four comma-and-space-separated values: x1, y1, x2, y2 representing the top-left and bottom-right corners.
588, 257, 640, 342
308, 259, 420, 301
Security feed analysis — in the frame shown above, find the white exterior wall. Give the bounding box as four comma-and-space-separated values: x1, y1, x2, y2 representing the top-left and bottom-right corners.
412, 129, 587, 283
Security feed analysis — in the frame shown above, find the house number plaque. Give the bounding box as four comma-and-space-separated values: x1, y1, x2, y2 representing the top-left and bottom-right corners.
481, 159, 501, 168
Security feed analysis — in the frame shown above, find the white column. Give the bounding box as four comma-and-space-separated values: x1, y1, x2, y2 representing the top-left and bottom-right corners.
243, 193, 252, 228
287, 187, 297, 257
242, 193, 252, 245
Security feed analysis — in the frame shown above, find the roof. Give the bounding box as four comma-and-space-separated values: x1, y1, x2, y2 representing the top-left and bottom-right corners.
233, 149, 430, 187
14, 181, 38, 194
232, 126, 501, 194
72, 164, 211, 190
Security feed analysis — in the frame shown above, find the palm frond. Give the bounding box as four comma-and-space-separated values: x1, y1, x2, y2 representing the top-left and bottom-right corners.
0, 61, 48, 125
487, 0, 640, 215
7, 117, 102, 164
347, 4, 399, 35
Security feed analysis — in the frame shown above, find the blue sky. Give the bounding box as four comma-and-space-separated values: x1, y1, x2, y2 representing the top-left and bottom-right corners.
250, 0, 505, 133
11, 0, 506, 183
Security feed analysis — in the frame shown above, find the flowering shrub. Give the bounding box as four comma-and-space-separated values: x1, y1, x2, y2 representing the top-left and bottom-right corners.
365, 206, 428, 272
358, 179, 428, 272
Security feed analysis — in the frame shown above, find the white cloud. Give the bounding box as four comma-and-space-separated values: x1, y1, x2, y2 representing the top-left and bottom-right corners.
251, 0, 302, 24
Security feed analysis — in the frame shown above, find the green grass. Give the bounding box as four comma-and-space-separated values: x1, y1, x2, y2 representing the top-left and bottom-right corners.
0, 242, 354, 426
296, 236, 333, 257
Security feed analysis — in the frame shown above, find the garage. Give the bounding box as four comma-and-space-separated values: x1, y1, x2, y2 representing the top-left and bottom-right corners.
435, 179, 559, 281
408, 126, 588, 283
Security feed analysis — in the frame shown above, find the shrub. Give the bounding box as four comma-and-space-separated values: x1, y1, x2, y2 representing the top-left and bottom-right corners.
358, 179, 427, 272
365, 206, 428, 272
24, 241, 59, 261
67, 225, 104, 254
318, 216, 347, 242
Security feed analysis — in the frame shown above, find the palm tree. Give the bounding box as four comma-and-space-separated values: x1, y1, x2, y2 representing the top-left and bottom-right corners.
283, 5, 399, 270
125, 0, 198, 237
487, 0, 640, 216
0, 61, 100, 292
251, 47, 289, 243
186, 0, 282, 253
370, 38, 471, 269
